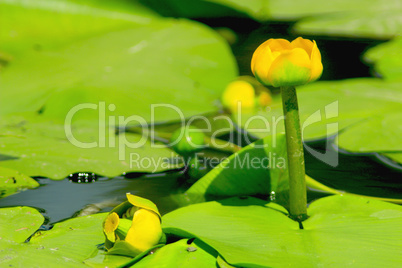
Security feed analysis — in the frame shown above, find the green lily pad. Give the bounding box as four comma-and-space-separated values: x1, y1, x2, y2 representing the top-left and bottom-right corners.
0, 0, 237, 124
0, 167, 39, 198
185, 134, 290, 207
0, 209, 110, 267
0, 0, 157, 55
84, 249, 133, 268
163, 195, 402, 267
237, 78, 402, 141
266, 0, 402, 21
294, 8, 402, 38
0, 206, 43, 243
132, 239, 218, 267
381, 153, 402, 165
0, 113, 180, 179
156, 0, 402, 38
364, 37, 402, 81
336, 113, 402, 153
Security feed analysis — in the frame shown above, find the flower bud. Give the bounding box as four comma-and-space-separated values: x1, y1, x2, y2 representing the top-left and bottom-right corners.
221, 76, 272, 112
170, 126, 205, 156
103, 194, 163, 257
251, 37, 323, 87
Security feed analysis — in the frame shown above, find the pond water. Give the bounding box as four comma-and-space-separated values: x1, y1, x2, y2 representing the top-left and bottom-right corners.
0, 19, 400, 224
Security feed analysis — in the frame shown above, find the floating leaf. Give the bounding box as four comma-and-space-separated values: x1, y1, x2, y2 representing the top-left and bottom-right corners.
0, 113, 180, 179
336, 113, 402, 153
237, 78, 402, 141
364, 37, 402, 81
133, 239, 218, 267
0, 0, 157, 55
163, 195, 402, 267
185, 134, 290, 207
0, 0, 237, 124
0, 167, 39, 198
0, 211, 108, 267
0, 206, 43, 243
381, 153, 402, 165
294, 8, 402, 38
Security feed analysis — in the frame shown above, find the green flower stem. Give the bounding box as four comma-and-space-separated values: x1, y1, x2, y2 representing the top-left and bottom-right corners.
280, 86, 307, 222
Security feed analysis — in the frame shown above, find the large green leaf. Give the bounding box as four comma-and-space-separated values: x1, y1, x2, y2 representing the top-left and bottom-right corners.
0, 113, 180, 179
294, 8, 402, 39
155, 0, 402, 38
132, 239, 218, 267
0, 0, 157, 55
185, 134, 290, 207
382, 153, 402, 165
0, 0, 237, 124
237, 78, 402, 142
364, 37, 402, 81
336, 113, 402, 153
0, 167, 39, 198
0, 206, 43, 243
163, 195, 402, 267
0, 208, 113, 267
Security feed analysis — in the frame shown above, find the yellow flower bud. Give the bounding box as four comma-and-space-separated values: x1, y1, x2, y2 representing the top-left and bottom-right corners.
222, 80, 255, 111
124, 208, 162, 253
103, 194, 163, 257
251, 37, 323, 87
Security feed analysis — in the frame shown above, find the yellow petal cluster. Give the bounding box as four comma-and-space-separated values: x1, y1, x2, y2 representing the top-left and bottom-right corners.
221, 77, 272, 112
251, 37, 323, 87
103, 194, 162, 256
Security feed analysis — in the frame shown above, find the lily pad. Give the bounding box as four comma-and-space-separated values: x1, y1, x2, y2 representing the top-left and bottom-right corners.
185, 134, 290, 207
364, 37, 402, 81
0, 206, 43, 243
0, 167, 39, 198
0, 0, 157, 55
182, 131, 402, 208
162, 195, 402, 267
336, 113, 402, 153
132, 239, 218, 267
381, 153, 402, 165
0, 0, 237, 124
237, 78, 402, 142
0, 113, 180, 179
294, 8, 402, 38
156, 0, 402, 38
0, 209, 110, 267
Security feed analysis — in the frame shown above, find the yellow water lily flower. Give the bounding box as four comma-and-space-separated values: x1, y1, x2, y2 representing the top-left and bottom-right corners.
221, 77, 272, 112
103, 212, 131, 242
222, 80, 255, 111
103, 194, 163, 257
251, 37, 323, 87
125, 208, 162, 253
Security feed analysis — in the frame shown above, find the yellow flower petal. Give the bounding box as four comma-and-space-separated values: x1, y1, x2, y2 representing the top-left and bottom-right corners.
104, 212, 119, 243
126, 193, 161, 219
309, 40, 323, 82
222, 80, 255, 111
251, 41, 275, 85
265, 38, 292, 52
251, 37, 323, 87
268, 48, 311, 87
124, 209, 162, 253
291, 37, 314, 57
